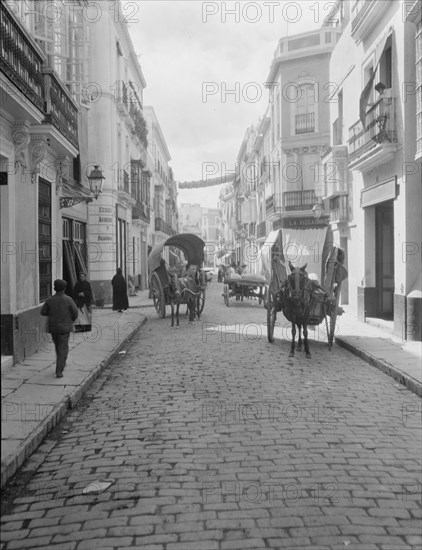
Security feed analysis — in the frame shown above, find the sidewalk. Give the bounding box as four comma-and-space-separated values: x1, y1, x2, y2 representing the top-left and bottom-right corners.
335, 307, 422, 398
1, 290, 152, 488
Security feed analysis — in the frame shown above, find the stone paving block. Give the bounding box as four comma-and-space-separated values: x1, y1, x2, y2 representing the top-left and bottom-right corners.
33, 544, 77, 550
167, 542, 219, 550
7, 536, 53, 549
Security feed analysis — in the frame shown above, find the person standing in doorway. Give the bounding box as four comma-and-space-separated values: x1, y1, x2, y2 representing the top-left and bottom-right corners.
41, 279, 78, 378
112, 267, 129, 312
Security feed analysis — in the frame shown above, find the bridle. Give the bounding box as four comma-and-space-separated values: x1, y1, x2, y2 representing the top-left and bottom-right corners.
286, 269, 312, 305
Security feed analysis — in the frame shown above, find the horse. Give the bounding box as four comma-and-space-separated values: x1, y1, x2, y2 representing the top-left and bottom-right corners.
281, 261, 316, 359
167, 270, 201, 327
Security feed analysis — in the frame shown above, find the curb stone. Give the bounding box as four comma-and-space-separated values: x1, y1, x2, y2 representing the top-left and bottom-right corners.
335, 336, 422, 397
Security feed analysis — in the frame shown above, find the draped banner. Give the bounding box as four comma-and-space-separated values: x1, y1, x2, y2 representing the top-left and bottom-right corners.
178, 173, 236, 189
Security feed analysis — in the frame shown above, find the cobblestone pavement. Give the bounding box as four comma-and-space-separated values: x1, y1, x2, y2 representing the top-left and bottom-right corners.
1, 283, 421, 550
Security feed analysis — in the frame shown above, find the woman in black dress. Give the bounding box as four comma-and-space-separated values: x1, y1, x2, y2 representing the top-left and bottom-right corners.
112, 268, 129, 312
73, 272, 93, 332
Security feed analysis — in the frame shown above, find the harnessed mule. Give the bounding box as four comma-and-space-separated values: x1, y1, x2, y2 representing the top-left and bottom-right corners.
281, 262, 316, 358
168, 270, 201, 327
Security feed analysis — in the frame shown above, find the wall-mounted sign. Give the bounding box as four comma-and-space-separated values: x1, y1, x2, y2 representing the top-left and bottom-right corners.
361, 176, 398, 208
281, 216, 330, 229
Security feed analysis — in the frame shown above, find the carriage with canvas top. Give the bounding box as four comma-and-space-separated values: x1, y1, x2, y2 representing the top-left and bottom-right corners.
262, 219, 348, 354
148, 233, 206, 319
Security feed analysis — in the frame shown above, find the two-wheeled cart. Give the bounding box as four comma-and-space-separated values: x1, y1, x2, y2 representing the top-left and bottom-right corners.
148, 233, 206, 318
263, 222, 348, 349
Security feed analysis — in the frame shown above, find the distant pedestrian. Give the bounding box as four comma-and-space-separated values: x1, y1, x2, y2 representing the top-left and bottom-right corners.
41, 279, 78, 378
128, 275, 137, 296
73, 272, 93, 332
112, 267, 129, 312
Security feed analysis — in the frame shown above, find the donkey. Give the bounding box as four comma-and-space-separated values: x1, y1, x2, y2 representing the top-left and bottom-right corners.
183, 264, 204, 321
168, 271, 199, 326
168, 271, 183, 328
281, 261, 316, 358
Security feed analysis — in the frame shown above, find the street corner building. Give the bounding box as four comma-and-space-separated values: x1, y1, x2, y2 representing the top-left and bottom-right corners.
0, 0, 179, 365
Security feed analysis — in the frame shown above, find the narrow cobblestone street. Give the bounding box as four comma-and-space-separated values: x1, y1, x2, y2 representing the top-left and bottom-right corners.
1, 283, 421, 550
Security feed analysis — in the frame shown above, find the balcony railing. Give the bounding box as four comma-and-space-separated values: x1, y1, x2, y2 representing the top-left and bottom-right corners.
283, 190, 317, 211
132, 201, 150, 224
257, 220, 267, 239
295, 112, 315, 134
155, 217, 176, 236
44, 70, 78, 149
329, 195, 348, 223
348, 97, 397, 162
0, 2, 44, 112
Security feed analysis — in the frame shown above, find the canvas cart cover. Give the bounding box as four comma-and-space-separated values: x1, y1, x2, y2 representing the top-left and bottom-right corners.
260, 229, 283, 283
148, 233, 205, 272
281, 226, 329, 283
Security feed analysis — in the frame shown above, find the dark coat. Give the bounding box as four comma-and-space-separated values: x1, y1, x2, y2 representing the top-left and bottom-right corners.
41, 292, 78, 334
112, 273, 129, 310
73, 280, 93, 309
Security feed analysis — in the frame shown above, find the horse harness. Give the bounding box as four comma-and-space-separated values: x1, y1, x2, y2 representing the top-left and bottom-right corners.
284, 270, 314, 307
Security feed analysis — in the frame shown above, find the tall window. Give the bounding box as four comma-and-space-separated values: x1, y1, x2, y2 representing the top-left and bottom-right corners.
379, 40, 392, 89
38, 179, 52, 301
295, 84, 316, 134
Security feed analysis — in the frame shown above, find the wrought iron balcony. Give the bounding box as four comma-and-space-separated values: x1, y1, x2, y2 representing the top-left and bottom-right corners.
295, 112, 315, 134
43, 70, 78, 149
283, 190, 317, 211
0, 1, 44, 112
348, 97, 397, 169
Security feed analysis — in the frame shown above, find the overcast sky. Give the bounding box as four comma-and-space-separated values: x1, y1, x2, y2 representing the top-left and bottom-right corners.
128, 0, 335, 208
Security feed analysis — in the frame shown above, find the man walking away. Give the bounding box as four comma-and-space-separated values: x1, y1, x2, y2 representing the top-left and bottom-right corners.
41, 279, 78, 378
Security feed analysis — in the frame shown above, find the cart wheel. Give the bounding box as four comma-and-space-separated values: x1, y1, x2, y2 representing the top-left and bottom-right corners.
198, 289, 206, 314
267, 285, 277, 343
150, 272, 166, 318
328, 285, 341, 349
224, 284, 230, 307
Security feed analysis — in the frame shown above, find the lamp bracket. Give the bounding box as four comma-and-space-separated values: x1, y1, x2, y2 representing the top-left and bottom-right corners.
60, 196, 93, 208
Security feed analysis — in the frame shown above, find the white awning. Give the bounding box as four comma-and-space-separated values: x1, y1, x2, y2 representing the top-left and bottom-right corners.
282, 226, 328, 283
260, 229, 283, 283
